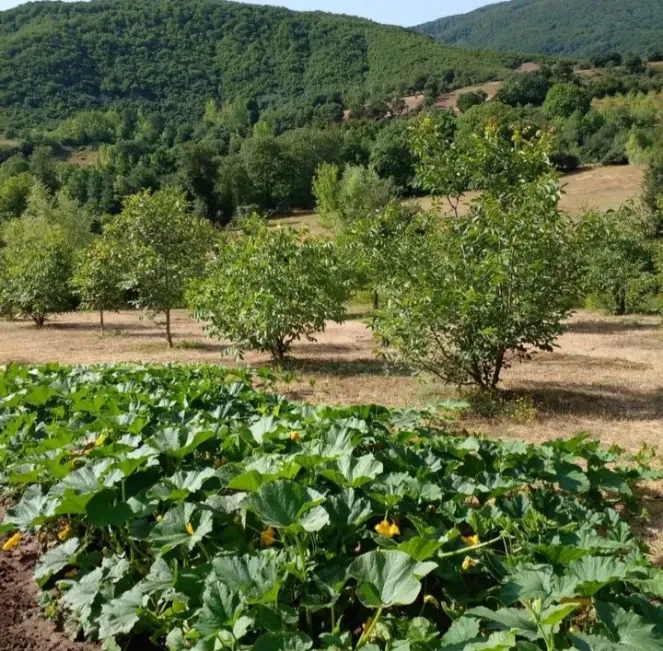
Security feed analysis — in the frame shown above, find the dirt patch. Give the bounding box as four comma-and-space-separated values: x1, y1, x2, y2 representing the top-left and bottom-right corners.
0, 506, 97, 650
434, 81, 503, 112
0, 309, 661, 450
65, 149, 101, 167
517, 62, 541, 73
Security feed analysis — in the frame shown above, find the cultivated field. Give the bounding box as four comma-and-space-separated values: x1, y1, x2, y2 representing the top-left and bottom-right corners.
1, 308, 662, 559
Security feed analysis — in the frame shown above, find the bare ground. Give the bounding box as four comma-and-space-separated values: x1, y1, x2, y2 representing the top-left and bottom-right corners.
0, 507, 97, 651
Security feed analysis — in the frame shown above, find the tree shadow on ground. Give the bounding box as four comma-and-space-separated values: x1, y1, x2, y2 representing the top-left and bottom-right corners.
530, 352, 651, 372
277, 356, 408, 378
509, 381, 663, 421
565, 319, 660, 336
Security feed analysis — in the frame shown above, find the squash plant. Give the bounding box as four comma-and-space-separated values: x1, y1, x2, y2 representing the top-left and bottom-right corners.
0, 364, 661, 651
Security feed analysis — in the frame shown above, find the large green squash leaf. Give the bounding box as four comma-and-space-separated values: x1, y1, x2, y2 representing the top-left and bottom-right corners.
348, 550, 436, 608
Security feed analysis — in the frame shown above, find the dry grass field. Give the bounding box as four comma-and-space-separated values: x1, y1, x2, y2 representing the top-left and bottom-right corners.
277, 164, 645, 234
0, 308, 658, 445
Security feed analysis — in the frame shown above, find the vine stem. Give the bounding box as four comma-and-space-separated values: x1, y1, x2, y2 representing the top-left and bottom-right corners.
355, 606, 383, 650
438, 534, 503, 559
295, 533, 314, 634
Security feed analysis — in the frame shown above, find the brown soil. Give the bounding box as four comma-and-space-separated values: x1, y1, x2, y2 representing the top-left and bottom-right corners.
0, 507, 96, 651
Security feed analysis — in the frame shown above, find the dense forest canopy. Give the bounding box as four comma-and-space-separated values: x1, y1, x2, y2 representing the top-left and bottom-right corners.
415, 0, 663, 58
0, 0, 525, 129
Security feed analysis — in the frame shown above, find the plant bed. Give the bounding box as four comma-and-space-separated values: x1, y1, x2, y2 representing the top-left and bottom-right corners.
0, 364, 662, 651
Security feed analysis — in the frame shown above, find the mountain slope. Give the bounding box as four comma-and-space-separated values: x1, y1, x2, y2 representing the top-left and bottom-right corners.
415, 0, 663, 58
0, 0, 525, 127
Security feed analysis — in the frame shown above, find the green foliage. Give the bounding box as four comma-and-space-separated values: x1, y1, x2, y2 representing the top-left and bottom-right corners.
0, 0, 523, 130
373, 120, 579, 389
0, 364, 661, 650
416, 0, 663, 57
369, 119, 417, 192
72, 237, 127, 334
457, 90, 488, 113
495, 73, 551, 108
314, 164, 395, 233
543, 83, 591, 118
0, 171, 33, 221
189, 217, 352, 362
106, 187, 212, 347
1, 215, 75, 327
578, 207, 659, 315
643, 142, 663, 220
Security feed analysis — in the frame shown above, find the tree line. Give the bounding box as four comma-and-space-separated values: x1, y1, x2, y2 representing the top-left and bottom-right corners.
2, 113, 661, 391
2, 56, 663, 228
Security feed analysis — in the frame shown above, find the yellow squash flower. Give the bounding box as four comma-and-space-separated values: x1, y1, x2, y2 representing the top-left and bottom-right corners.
289, 431, 301, 442
462, 534, 479, 546
185, 522, 194, 536
2, 532, 22, 552
57, 523, 72, 541
261, 527, 277, 547
374, 519, 400, 538
462, 556, 479, 572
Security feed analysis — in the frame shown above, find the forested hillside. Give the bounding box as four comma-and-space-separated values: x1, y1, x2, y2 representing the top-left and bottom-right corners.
0, 0, 524, 129
415, 0, 663, 58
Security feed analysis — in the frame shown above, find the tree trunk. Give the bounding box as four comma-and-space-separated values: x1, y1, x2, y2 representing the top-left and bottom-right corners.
99, 309, 105, 337
615, 289, 627, 316
165, 309, 173, 348
490, 350, 506, 390
32, 313, 46, 328
271, 339, 287, 365
372, 288, 379, 310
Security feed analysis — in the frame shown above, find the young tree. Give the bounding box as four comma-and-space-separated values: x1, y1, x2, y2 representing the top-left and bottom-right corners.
578, 206, 658, 315
2, 215, 75, 327
314, 163, 396, 308
107, 187, 212, 347
642, 144, 663, 230
189, 216, 353, 363
371, 120, 580, 390
72, 237, 126, 335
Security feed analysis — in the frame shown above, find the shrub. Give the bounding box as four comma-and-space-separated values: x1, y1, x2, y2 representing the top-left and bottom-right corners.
543, 83, 591, 118
456, 89, 488, 113
190, 217, 353, 362
495, 72, 550, 107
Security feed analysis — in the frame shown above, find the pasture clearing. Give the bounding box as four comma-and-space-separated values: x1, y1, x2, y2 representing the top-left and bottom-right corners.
278, 164, 645, 234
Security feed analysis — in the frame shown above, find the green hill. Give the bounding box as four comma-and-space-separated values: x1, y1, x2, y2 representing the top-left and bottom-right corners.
415, 0, 663, 58
0, 0, 525, 128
